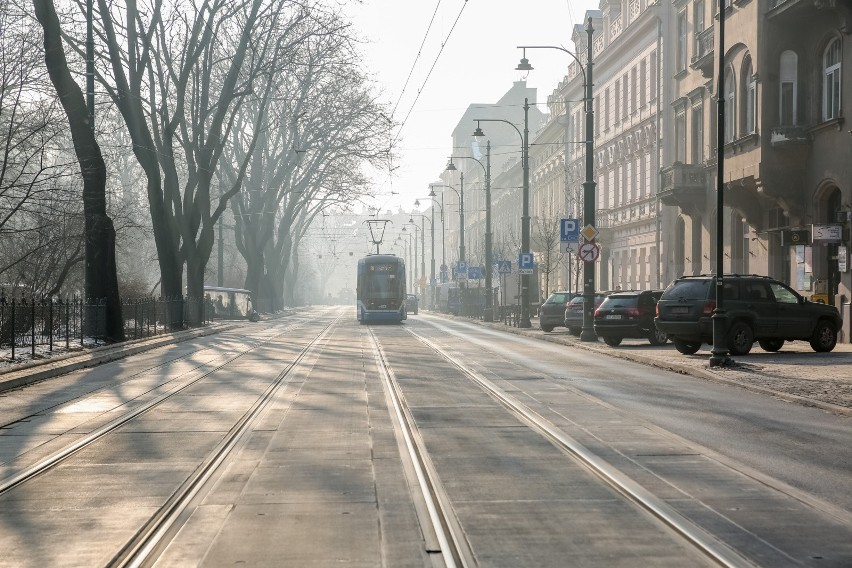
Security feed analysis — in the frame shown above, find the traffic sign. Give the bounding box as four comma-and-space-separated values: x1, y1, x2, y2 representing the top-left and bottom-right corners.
519, 252, 534, 274
580, 224, 599, 241
497, 260, 512, 274
468, 266, 482, 279
560, 218, 580, 242
578, 242, 600, 262
457, 260, 467, 273
562, 242, 578, 253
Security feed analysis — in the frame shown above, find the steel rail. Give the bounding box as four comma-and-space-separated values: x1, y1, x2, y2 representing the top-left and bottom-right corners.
367, 328, 473, 568
109, 316, 340, 568
0, 318, 310, 496
407, 327, 756, 568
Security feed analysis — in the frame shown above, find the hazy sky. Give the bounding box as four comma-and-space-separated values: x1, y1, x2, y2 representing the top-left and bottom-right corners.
346, 0, 600, 215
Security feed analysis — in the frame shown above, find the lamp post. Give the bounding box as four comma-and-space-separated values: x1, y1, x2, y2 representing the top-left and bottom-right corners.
447, 146, 494, 321
405, 223, 420, 293
517, 17, 596, 340
710, 1, 731, 366
411, 209, 434, 309
473, 106, 531, 327
431, 182, 463, 267
428, 185, 447, 284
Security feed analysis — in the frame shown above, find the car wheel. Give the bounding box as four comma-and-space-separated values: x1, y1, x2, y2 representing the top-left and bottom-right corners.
758, 339, 784, 352
603, 336, 622, 347
672, 338, 701, 355
809, 320, 837, 352
540, 324, 554, 332
727, 321, 754, 356
568, 327, 581, 336
648, 328, 668, 346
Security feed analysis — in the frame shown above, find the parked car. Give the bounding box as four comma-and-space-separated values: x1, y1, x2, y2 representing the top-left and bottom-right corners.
655, 274, 841, 355
404, 294, 419, 315
594, 290, 667, 346
539, 291, 579, 332
563, 293, 609, 336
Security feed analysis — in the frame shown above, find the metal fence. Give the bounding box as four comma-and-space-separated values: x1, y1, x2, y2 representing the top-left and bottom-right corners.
0, 296, 213, 360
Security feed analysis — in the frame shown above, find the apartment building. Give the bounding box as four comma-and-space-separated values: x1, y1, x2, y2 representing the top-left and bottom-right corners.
533, 2, 672, 295
662, 0, 852, 336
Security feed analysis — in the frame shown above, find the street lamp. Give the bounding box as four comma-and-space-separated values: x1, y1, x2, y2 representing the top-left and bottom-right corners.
517, 17, 597, 340
404, 223, 420, 293
431, 181, 463, 270
410, 211, 432, 308
472, 103, 531, 328
447, 146, 494, 321
428, 185, 446, 283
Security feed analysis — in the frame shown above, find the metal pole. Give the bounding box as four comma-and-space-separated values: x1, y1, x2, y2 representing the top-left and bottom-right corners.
520, 98, 532, 328
459, 172, 466, 263
420, 217, 426, 300
580, 19, 599, 342
484, 141, 494, 321
430, 214, 436, 309
710, 1, 731, 366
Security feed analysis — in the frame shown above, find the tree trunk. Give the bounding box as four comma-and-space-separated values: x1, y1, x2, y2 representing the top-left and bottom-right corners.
33, 0, 124, 341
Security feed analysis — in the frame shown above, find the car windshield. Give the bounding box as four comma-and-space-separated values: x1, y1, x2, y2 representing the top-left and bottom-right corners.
567, 297, 584, 306
546, 293, 570, 304
663, 279, 712, 299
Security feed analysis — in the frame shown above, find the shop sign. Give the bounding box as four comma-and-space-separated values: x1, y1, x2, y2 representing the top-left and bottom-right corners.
812, 224, 842, 243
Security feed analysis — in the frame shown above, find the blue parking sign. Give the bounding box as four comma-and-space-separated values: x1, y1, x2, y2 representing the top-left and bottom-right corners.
561, 218, 579, 242
518, 253, 534, 274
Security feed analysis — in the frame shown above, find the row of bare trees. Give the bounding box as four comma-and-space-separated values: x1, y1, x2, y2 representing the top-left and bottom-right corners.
2, 0, 392, 339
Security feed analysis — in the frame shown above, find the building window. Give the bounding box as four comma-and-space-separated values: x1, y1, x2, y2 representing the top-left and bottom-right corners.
631, 158, 637, 201
823, 38, 841, 121
605, 87, 611, 130
742, 56, 756, 134
622, 162, 628, 204
631, 66, 638, 114
691, 104, 704, 164
675, 110, 687, 163
615, 79, 621, 123
779, 50, 798, 125
724, 66, 736, 143
694, 0, 705, 35
623, 73, 629, 117
677, 10, 688, 72
650, 51, 657, 101
640, 59, 647, 107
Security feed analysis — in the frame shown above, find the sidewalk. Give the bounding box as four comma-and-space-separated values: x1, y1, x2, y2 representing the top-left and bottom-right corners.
483, 317, 852, 417
0, 323, 237, 393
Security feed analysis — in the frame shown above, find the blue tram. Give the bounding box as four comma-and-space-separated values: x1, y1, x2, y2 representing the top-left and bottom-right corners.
356, 254, 407, 323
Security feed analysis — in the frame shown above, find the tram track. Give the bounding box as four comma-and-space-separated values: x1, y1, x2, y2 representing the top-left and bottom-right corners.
0, 315, 338, 568
107, 316, 340, 567
367, 327, 474, 568
404, 326, 755, 568
0, 318, 314, 496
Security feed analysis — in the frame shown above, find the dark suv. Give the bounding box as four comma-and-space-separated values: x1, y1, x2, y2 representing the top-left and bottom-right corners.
655, 274, 841, 355
539, 291, 579, 332
594, 290, 667, 346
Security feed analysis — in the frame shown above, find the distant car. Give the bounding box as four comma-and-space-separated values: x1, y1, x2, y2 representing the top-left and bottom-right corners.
593, 290, 666, 346
404, 294, 419, 315
563, 293, 609, 336
539, 291, 579, 332
655, 274, 841, 355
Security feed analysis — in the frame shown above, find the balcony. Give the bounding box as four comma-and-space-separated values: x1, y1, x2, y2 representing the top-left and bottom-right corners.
658, 162, 708, 213
690, 27, 714, 78
770, 125, 812, 148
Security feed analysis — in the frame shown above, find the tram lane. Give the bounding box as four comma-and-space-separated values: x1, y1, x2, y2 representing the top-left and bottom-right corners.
407, 314, 852, 566
0, 314, 343, 568
156, 313, 431, 568
370, 323, 717, 567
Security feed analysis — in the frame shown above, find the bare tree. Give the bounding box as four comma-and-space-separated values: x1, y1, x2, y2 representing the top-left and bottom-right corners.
533, 210, 564, 296
32, 0, 123, 339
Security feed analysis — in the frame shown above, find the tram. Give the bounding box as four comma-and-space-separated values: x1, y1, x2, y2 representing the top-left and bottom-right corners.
356, 254, 407, 323
204, 286, 254, 319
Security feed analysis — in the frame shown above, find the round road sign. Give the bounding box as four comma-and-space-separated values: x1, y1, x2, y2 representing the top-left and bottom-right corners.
578, 242, 600, 262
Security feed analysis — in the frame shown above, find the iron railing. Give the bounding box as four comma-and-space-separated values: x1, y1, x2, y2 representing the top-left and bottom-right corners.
0, 296, 214, 360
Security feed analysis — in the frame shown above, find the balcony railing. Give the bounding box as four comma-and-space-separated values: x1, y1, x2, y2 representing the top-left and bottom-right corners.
770, 125, 812, 147
659, 162, 708, 210
690, 26, 714, 77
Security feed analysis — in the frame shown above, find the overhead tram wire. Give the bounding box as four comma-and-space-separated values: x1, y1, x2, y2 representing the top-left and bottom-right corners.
390, 0, 445, 119
392, 0, 471, 145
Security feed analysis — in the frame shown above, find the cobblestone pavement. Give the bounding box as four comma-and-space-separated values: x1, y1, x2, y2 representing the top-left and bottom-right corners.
492, 320, 852, 416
